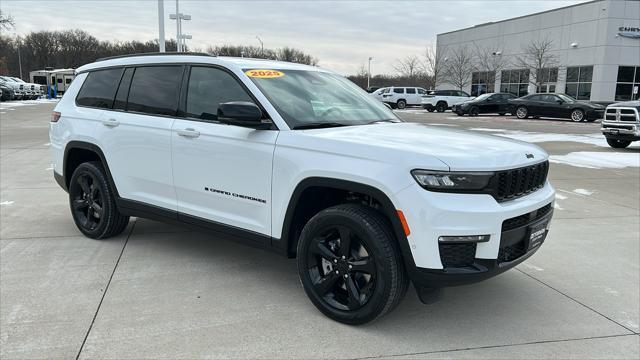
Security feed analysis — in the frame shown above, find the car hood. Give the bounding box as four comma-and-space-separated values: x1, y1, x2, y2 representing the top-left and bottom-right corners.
576, 101, 604, 109
285, 123, 548, 171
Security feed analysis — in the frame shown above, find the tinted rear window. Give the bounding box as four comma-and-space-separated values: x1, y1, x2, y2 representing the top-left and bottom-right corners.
127, 66, 182, 116
76, 68, 123, 108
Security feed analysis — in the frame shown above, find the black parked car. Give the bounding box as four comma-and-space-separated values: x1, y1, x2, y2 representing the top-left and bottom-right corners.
452, 92, 516, 116
0, 84, 13, 101
509, 93, 604, 122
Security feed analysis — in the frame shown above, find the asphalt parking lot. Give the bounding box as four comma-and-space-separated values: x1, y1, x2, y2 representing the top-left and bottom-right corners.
1, 101, 639, 359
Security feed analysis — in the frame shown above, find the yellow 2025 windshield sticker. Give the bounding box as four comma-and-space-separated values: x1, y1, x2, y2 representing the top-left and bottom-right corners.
245, 69, 284, 78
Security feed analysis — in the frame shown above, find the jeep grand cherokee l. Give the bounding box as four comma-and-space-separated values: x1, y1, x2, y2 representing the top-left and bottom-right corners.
50, 54, 555, 324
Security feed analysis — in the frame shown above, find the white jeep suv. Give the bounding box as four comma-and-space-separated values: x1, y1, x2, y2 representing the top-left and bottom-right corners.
381, 86, 428, 109
421, 90, 473, 112
50, 54, 555, 324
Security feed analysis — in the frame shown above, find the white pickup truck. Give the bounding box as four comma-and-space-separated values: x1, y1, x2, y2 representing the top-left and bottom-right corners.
421, 90, 473, 112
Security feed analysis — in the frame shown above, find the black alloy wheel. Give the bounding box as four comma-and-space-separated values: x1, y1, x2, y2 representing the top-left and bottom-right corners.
69, 162, 129, 239
71, 172, 105, 232
297, 204, 408, 324
435, 102, 447, 113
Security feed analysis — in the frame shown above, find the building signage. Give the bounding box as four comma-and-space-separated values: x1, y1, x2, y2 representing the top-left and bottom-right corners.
618, 27, 640, 39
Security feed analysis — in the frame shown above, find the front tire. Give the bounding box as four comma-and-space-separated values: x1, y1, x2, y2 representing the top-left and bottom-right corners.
297, 204, 408, 325
69, 161, 129, 239
516, 106, 529, 119
571, 109, 585, 122
396, 100, 406, 109
606, 138, 632, 149
469, 106, 479, 117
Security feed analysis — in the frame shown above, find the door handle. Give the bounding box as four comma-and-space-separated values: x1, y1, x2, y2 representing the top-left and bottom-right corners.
177, 128, 200, 138
102, 118, 120, 127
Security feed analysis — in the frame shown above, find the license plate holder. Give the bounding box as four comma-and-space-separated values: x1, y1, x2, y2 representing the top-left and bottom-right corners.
527, 219, 549, 251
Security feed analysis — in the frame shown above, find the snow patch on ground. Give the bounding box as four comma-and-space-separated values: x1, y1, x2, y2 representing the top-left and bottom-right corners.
523, 263, 544, 271
553, 202, 564, 210
549, 152, 640, 169
573, 188, 595, 196
0, 201, 15, 206
0, 99, 59, 110
469, 128, 509, 132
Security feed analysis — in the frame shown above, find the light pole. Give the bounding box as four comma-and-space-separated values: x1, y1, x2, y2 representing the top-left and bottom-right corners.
256, 36, 263, 57
367, 57, 373, 90
158, 0, 165, 52
169, 0, 191, 52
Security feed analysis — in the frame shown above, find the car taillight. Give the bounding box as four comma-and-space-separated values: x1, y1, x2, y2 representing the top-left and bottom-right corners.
51, 111, 61, 123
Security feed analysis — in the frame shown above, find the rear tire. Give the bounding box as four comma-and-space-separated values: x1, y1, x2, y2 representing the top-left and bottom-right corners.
69, 161, 129, 239
516, 106, 529, 119
606, 138, 631, 149
435, 102, 447, 113
297, 204, 408, 325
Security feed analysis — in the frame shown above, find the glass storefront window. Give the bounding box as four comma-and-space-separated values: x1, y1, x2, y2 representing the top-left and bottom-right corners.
565, 66, 593, 100
615, 66, 639, 101
471, 71, 495, 96
501, 69, 529, 97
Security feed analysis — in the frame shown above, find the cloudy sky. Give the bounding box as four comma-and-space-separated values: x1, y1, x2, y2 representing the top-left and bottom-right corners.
2, 0, 587, 75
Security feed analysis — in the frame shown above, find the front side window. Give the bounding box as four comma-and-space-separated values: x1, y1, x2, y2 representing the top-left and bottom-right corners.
76, 68, 124, 108
185, 67, 254, 120
246, 69, 397, 129
565, 66, 593, 100
417, 88, 426, 95
127, 66, 182, 116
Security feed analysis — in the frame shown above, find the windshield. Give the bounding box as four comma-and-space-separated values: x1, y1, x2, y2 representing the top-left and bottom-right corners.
245, 69, 399, 129
557, 94, 576, 102
474, 93, 492, 101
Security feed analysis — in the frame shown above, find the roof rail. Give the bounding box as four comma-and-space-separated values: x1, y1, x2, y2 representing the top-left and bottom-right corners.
95, 52, 214, 62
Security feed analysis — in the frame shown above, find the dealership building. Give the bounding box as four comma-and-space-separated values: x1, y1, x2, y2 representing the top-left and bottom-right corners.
436, 0, 640, 102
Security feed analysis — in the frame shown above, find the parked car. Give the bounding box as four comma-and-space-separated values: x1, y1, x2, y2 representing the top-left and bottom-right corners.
0, 83, 14, 101
51, 54, 555, 324
0, 76, 25, 100
601, 100, 640, 148
8, 76, 42, 99
452, 93, 516, 116
382, 86, 428, 109
421, 90, 473, 112
509, 93, 604, 122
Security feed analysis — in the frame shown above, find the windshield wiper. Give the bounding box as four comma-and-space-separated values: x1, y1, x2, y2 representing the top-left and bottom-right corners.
366, 119, 400, 125
292, 122, 349, 130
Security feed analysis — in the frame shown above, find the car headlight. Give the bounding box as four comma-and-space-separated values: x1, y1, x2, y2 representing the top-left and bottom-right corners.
411, 170, 494, 191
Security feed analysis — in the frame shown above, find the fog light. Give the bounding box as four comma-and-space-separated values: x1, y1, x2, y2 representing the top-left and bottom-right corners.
438, 235, 490, 243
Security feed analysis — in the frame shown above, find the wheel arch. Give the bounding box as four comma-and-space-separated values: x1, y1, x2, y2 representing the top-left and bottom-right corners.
278, 177, 415, 269
63, 141, 119, 197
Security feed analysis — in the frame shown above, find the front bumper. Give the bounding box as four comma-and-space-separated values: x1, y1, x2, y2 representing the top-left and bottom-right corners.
393, 181, 555, 287
601, 121, 640, 140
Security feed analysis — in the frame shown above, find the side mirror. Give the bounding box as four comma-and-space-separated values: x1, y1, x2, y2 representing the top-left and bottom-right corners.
217, 101, 268, 129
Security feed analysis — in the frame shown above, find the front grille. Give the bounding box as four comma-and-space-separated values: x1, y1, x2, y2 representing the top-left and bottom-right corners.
494, 161, 548, 202
498, 241, 527, 263
605, 107, 640, 122
502, 203, 552, 232
439, 243, 476, 268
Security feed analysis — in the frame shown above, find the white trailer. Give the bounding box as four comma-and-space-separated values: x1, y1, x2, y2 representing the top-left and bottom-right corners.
29, 68, 75, 94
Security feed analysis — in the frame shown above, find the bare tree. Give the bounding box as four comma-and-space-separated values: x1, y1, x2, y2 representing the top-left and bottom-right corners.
0, 10, 15, 31
472, 41, 509, 90
393, 55, 422, 86
442, 45, 474, 91
423, 44, 447, 89
514, 38, 559, 90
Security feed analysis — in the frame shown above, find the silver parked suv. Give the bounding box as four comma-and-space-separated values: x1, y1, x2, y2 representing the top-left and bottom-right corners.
601, 101, 640, 148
